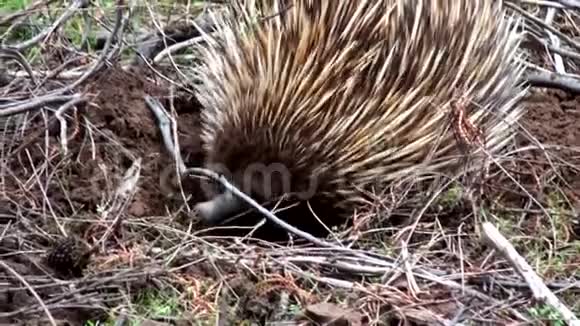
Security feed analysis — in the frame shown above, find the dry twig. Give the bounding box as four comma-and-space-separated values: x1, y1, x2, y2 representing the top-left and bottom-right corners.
482, 222, 580, 326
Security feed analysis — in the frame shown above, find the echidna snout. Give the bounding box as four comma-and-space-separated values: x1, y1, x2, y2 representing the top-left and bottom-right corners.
194, 190, 246, 224
194, 159, 317, 225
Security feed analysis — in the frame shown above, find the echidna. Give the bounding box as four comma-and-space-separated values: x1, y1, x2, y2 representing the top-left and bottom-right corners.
190, 0, 527, 232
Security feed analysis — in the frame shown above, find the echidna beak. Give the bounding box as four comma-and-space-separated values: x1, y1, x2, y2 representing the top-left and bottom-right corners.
194, 191, 244, 224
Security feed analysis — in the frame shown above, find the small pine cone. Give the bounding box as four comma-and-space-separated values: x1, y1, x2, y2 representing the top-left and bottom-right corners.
46, 236, 91, 278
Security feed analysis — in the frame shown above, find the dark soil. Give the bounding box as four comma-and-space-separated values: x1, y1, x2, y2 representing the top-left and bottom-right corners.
0, 66, 208, 324
518, 89, 580, 204
1, 64, 580, 324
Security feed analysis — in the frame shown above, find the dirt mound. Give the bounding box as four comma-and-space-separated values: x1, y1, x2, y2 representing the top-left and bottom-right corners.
517, 89, 580, 205
522, 91, 580, 151
84, 66, 164, 142
59, 66, 206, 222
0, 65, 209, 323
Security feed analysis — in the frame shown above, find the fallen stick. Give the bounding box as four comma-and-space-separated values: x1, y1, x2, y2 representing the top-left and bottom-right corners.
481, 222, 580, 326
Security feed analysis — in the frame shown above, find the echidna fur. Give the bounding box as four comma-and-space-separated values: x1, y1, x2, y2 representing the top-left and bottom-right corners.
190, 0, 528, 229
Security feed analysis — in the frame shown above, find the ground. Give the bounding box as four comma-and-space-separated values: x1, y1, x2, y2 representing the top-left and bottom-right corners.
0, 1, 579, 325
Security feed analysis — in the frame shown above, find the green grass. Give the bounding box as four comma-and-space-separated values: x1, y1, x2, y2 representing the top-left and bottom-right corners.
1, 0, 206, 55
134, 288, 184, 319
528, 303, 566, 326
488, 189, 580, 319
85, 287, 187, 326
0, 0, 34, 45
0, 0, 30, 11
436, 182, 463, 209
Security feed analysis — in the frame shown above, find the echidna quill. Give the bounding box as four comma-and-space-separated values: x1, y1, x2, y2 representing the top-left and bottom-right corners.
190, 0, 527, 231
